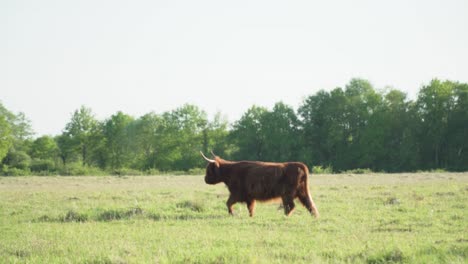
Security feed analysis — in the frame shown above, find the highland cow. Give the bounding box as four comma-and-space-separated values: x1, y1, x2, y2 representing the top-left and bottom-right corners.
201, 152, 319, 217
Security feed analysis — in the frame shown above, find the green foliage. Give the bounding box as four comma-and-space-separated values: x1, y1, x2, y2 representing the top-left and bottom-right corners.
30, 135, 58, 160
186, 167, 205, 175
61, 210, 89, 222
58, 162, 107, 176
342, 168, 374, 174
0, 102, 33, 163
312, 165, 333, 174
62, 106, 100, 166
298, 78, 468, 172
176, 200, 205, 212
164, 104, 209, 170
55, 133, 78, 166
111, 167, 143, 176
132, 112, 164, 170
261, 102, 301, 161
102, 111, 135, 169
3, 150, 31, 170
0, 166, 31, 176
96, 209, 129, 221
30, 159, 56, 172
0, 103, 34, 141
203, 112, 232, 159
0, 112, 12, 162
1, 78, 468, 174
299, 88, 349, 169
230, 105, 268, 160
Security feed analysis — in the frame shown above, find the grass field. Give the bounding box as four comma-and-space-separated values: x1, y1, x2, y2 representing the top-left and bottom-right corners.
0, 173, 467, 263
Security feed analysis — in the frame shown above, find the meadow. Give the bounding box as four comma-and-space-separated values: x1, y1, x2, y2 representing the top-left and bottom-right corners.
0, 173, 466, 263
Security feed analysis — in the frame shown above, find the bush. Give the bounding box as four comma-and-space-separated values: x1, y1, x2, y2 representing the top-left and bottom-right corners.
4, 150, 31, 170
61, 210, 88, 222
0, 166, 31, 176
145, 168, 161, 175
111, 168, 143, 176
430, 168, 447, 173
312, 165, 333, 174
96, 207, 144, 221
30, 159, 56, 172
343, 168, 373, 174
187, 168, 205, 175
59, 163, 107, 176
176, 200, 205, 212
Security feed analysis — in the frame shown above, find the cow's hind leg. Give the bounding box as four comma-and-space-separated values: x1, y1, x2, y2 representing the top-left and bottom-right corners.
282, 195, 296, 216
246, 199, 256, 217
298, 192, 320, 218
226, 195, 237, 215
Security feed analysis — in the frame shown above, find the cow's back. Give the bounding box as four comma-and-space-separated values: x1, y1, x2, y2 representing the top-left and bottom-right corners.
227, 161, 308, 201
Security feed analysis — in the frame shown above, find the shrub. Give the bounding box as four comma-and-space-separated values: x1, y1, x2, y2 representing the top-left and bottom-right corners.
97, 209, 125, 221
61, 210, 88, 222
312, 166, 333, 174
59, 163, 87, 176
0, 166, 31, 176
4, 150, 31, 170
430, 168, 447, 173
96, 207, 144, 221
59, 163, 107, 176
187, 168, 205, 175
111, 168, 143, 176
126, 206, 144, 216
145, 168, 161, 175
30, 159, 56, 172
176, 200, 205, 212
343, 168, 373, 174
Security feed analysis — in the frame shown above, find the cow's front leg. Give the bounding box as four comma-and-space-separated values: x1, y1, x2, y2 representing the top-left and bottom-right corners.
282, 195, 296, 216
226, 195, 237, 215
246, 199, 256, 217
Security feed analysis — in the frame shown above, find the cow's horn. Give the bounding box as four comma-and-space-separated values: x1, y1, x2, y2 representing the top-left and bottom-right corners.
210, 150, 217, 158
200, 151, 215, 163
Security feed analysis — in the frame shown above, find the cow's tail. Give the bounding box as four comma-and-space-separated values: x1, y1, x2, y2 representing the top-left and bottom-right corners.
302, 164, 320, 218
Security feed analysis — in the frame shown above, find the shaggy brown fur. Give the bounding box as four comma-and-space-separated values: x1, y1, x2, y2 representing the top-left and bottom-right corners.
202, 154, 319, 217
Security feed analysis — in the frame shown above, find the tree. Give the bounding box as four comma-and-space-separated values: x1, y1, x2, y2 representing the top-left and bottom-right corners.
0, 113, 12, 162
299, 88, 349, 170
342, 79, 382, 169
56, 133, 77, 166
230, 106, 268, 161
0, 102, 33, 171
132, 112, 164, 170
163, 104, 208, 170
416, 79, 455, 169
203, 112, 231, 158
2, 150, 31, 170
446, 82, 468, 170
0, 103, 33, 142
261, 102, 300, 162
29, 135, 59, 172
30, 135, 59, 160
62, 106, 99, 166
358, 89, 419, 172
102, 111, 134, 169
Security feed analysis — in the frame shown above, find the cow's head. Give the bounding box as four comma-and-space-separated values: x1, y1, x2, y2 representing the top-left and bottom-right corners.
200, 151, 222, 184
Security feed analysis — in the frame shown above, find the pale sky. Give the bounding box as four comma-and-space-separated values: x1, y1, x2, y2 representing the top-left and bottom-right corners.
1, 0, 467, 136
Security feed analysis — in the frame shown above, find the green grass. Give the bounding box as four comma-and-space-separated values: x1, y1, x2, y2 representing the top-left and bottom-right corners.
0, 173, 467, 263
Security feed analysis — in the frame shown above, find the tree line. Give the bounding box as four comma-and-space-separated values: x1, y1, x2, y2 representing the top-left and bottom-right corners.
1, 78, 467, 175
